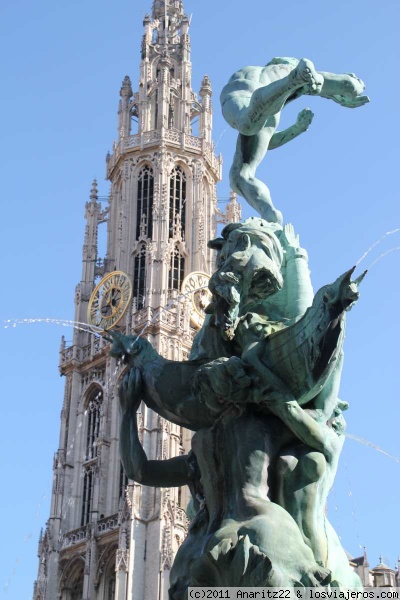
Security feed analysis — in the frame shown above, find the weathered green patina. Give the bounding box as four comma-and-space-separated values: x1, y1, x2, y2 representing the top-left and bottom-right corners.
221, 57, 369, 224
110, 58, 369, 595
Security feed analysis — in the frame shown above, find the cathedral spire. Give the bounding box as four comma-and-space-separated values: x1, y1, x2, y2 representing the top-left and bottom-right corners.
35, 3, 222, 599
149, 0, 188, 47
152, 0, 184, 20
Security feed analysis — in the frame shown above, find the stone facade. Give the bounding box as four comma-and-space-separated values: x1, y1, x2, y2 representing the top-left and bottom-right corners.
33, 2, 239, 598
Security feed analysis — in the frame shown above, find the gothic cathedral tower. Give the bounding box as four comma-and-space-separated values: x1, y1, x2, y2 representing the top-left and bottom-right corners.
33, 1, 237, 598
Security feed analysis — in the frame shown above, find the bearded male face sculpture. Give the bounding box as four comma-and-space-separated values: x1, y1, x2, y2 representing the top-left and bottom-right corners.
207, 218, 284, 340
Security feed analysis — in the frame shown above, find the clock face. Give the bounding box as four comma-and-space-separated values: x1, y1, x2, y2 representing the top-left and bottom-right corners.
181, 272, 212, 329
88, 271, 132, 331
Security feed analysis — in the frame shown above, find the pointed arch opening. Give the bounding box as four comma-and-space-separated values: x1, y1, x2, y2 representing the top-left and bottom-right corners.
169, 244, 185, 291
97, 544, 118, 600
60, 557, 85, 600
107, 575, 116, 600
136, 166, 154, 241
169, 166, 186, 239
70, 576, 84, 600
191, 103, 201, 137
133, 243, 147, 310
151, 89, 159, 129
84, 387, 103, 462
119, 461, 129, 501
169, 93, 176, 129
131, 103, 139, 135
81, 467, 94, 527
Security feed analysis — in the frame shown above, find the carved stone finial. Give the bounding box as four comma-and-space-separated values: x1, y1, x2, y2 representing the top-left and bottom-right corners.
120, 75, 133, 98
60, 336, 66, 352
90, 179, 98, 202
200, 74, 212, 97
225, 191, 242, 224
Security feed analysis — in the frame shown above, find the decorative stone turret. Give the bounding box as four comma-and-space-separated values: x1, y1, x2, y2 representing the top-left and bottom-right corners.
119, 76, 133, 140
372, 556, 397, 588
200, 75, 213, 142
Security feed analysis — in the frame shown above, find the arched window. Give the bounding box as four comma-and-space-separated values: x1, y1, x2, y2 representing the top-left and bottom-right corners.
61, 559, 84, 600
131, 104, 139, 135
169, 97, 175, 129
133, 244, 147, 310
81, 468, 94, 526
70, 577, 84, 600
169, 167, 186, 239
119, 462, 129, 500
169, 245, 185, 291
107, 576, 116, 600
85, 390, 102, 461
136, 166, 154, 240
152, 89, 159, 129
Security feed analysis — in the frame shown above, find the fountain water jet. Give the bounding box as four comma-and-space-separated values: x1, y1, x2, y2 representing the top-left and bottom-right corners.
355, 228, 400, 266
345, 433, 400, 464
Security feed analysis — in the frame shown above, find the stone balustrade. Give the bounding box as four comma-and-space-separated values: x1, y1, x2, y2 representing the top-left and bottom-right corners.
106, 129, 222, 178
61, 513, 119, 550
62, 525, 88, 549
59, 337, 109, 370
97, 513, 119, 535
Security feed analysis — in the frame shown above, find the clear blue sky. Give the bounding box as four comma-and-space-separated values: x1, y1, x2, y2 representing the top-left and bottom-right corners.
0, 0, 399, 597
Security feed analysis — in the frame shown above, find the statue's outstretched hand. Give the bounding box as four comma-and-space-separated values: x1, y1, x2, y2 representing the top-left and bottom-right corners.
279, 223, 304, 262
331, 94, 370, 109
281, 223, 299, 248
119, 368, 143, 415
320, 72, 369, 109
296, 108, 314, 131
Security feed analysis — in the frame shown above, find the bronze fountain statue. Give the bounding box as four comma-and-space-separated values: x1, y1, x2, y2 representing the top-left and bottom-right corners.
107, 56, 369, 594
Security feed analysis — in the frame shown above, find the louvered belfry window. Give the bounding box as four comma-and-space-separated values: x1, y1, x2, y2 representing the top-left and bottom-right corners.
81, 468, 93, 526
169, 244, 185, 291
85, 391, 102, 461
169, 166, 186, 239
133, 244, 147, 309
136, 166, 154, 240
